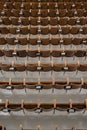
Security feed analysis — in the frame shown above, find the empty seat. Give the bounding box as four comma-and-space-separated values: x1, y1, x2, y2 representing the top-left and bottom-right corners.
29, 38, 37, 45
61, 26, 70, 34
29, 27, 38, 35
6, 37, 18, 45
41, 50, 50, 57
0, 63, 11, 71
64, 50, 75, 57
41, 18, 49, 26
77, 9, 85, 17
20, 27, 29, 34
67, 10, 75, 17
21, 17, 29, 25
14, 64, 26, 72
80, 17, 87, 25
65, 63, 78, 72
9, 27, 18, 34
58, 2, 65, 9
72, 38, 83, 45
75, 50, 86, 57
26, 63, 37, 71
83, 2, 87, 10
18, 38, 28, 45
22, 10, 30, 17
11, 81, 25, 89
78, 64, 87, 71
1, 9, 12, 17
40, 81, 53, 90
41, 27, 49, 35
59, 9, 67, 17
51, 50, 61, 57
25, 81, 38, 90
41, 10, 48, 17
50, 38, 60, 45
50, 27, 58, 35
41, 3, 48, 9
66, 2, 75, 9
0, 50, 4, 57
49, 9, 57, 17
31, 10, 39, 17
13, 2, 21, 9
69, 81, 82, 90
70, 27, 80, 34
31, 3, 38, 9
82, 27, 87, 34
17, 50, 27, 57
50, 17, 58, 26
12, 9, 20, 17
41, 38, 50, 45
49, 3, 56, 9
75, 2, 83, 9
30, 17, 38, 26
40, 63, 52, 71
27, 50, 39, 57
0, 38, 6, 45
24, 103, 37, 112
4, 2, 14, 9
59, 18, 68, 25
23, 3, 31, 10
0, 27, 9, 34
1, 17, 11, 25
0, 81, 10, 89
68, 18, 77, 25
63, 38, 72, 45
54, 81, 68, 89
4, 49, 16, 57
53, 64, 65, 71
11, 17, 20, 25
82, 81, 87, 89
7, 103, 22, 111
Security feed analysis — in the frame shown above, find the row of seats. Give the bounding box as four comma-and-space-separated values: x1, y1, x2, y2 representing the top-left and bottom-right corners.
0, 78, 86, 90
0, 37, 86, 45
0, 99, 87, 113
0, 2, 87, 10
0, 125, 86, 130
0, 26, 87, 35
1, 0, 87, 2
0, 17, 87, 26
0, 62, 87, 72
0, 9, 87, 17
0, 49, 87, 57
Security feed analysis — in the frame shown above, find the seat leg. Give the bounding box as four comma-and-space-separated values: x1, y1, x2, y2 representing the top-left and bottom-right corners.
4, 56, 6, 60
15, 56, 17, 61
26, 70, 28, 76
27, 56, 28, 61
76, 70, 78, 75
1, 69, 3, 74
13, 70, 15, 76
65, 89, 67, 93
79, 87, 82, 93
73, 56, 75, 60
52, 88, 54, 93
25, 87, 27, 93
22, 108, 25, 114
83, 109, 86, 114
53, 109, 55, 114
